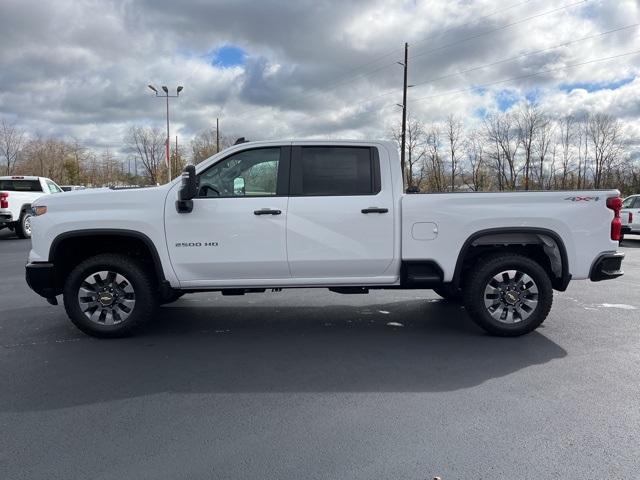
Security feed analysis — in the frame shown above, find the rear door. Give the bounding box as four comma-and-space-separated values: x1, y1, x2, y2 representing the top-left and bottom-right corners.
286, 145, 395, 280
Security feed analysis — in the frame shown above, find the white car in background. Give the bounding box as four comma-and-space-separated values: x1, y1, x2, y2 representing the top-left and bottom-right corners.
0, 176, 63, 238
621, 195, 639, 239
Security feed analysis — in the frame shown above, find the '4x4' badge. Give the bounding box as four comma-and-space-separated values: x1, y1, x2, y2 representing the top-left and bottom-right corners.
564, 196, 600, 202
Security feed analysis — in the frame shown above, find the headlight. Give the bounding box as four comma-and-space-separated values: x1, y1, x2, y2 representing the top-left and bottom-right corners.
32, 205, 47, 216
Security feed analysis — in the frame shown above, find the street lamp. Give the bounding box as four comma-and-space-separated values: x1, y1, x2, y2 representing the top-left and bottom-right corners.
148, 84, 183, 182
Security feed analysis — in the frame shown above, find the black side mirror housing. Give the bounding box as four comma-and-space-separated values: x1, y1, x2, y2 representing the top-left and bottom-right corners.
176, 165, 197, 213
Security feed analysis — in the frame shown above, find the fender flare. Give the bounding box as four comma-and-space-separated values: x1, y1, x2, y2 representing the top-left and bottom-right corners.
49, 228, 167, 283
452, 227, 571, 291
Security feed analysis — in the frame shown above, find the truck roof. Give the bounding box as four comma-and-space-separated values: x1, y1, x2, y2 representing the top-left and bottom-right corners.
0, 175, 43, 181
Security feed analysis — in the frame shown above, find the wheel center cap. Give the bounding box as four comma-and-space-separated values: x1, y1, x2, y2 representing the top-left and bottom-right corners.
98, 293, 114, 306
504, 291, 519, 305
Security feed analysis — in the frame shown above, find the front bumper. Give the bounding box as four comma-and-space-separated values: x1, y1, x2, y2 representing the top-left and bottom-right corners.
25, 262, 59, 300
589, 252, 624, 282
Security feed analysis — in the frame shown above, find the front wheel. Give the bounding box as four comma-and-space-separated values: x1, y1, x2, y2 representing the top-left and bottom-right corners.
463, 253, 553, 337
63, 254, 157, 338
15, 212, 32, 239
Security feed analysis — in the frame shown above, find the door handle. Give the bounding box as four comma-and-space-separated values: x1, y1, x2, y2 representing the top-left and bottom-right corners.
361, 207, 389, 214
254, 208, 282, 215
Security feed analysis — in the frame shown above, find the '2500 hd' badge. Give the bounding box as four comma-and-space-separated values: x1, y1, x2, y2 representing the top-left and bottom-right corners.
175, 242, 219, 247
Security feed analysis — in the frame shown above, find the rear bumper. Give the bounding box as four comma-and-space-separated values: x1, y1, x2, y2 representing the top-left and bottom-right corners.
621, 225, 632, 234
25, 262, 59, 299
0, 212, 14, 225
589, 252, 624, 282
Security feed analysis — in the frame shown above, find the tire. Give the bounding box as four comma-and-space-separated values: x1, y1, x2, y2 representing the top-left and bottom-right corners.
433, 284, 462, 302
63, 253, 157, 338
463, 253, 553, 337
160, 291, 185, 305
15, 212, 32, 239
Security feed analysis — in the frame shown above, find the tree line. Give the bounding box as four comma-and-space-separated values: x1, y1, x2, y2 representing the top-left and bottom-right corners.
0, 121, 234, 186
1, 103, 638, 195
392, 102, 639, 196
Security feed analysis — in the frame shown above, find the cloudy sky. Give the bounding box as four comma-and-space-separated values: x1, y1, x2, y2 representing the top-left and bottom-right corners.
0, 0, 639, 153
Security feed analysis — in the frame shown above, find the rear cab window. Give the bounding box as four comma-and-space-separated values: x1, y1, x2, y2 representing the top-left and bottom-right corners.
0, 179, 43, 192
290, 146, 381, 196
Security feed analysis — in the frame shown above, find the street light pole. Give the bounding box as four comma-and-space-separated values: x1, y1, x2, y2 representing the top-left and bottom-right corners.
148, 84, 183, 183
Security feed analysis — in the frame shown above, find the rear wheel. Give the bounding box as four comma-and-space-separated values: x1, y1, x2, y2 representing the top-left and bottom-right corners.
463, 253, 553, 336
15, 212, 32, 239
63, 254, 157, 338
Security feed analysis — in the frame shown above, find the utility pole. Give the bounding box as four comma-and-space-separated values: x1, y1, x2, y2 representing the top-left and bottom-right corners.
175, 135, 178, 173
400, 42, 408, 190
216, 117, 220, 153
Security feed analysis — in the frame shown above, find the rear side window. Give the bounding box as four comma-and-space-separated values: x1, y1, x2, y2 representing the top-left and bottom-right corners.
291, 146, 380, 196
0, 180, 43, 192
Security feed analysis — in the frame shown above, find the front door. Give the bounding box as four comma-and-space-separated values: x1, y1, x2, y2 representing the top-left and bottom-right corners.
165, 146, 290, 286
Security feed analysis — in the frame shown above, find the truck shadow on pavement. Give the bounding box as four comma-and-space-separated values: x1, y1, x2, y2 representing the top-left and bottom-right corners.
4, 297, 567, 412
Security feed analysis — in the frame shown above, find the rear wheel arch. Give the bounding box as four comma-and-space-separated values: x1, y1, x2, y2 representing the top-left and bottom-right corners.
452, 227, 570, 291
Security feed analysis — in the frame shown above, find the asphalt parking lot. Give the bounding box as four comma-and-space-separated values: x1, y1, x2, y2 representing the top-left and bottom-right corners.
1, 229, 639, 479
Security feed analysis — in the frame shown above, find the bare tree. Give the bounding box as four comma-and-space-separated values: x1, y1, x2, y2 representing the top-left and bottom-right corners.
463, 130, 489, 191
587, 113, 622, 188
485, 113, 519, 190
446, 114, 463, 191
424, 124, 445, 192
533, 115, 554, 189
126, 126, 166, 184
392, 116, 427, 189
0, 119, 25, 175
557, 116, 574, 189
190, 127, 232, 165
517, 103, 543, 190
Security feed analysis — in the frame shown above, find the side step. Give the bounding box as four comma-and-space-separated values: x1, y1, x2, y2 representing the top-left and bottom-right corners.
329, 287, 370, 294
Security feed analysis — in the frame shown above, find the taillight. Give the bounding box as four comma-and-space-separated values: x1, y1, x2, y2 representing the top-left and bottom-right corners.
0, 192, 8, 209
630, 212, 633, 223
607, 196, 622, 241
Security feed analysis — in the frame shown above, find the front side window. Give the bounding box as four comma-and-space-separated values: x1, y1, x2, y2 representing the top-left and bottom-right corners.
46, 180, 62, 193
197, 148, 280, 198
293, 147, 378, 196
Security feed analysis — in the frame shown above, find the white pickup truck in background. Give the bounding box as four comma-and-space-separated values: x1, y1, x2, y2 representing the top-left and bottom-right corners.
0, 176, 63, 238
621, 194, 639, 239
25, 140, 625, 338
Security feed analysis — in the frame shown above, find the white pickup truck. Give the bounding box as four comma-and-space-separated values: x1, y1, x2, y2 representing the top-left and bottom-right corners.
621, 194, 639, 239
25, 140, 625, 338
0, 176, 63, 238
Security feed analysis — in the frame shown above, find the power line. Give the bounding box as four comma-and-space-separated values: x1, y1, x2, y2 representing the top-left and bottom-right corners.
286, 0, 538, 103
409, 23, 639, 89
274, 0, 548, 107
410, 0, 588, 61
342, 23, 638, 110
407, 50, 640, 105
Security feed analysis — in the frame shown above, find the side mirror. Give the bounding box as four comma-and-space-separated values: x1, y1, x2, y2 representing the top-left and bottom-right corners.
176, 165, 197, 213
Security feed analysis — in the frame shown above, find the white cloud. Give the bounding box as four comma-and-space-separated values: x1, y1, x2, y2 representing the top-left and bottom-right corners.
0, 0, 638, 154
